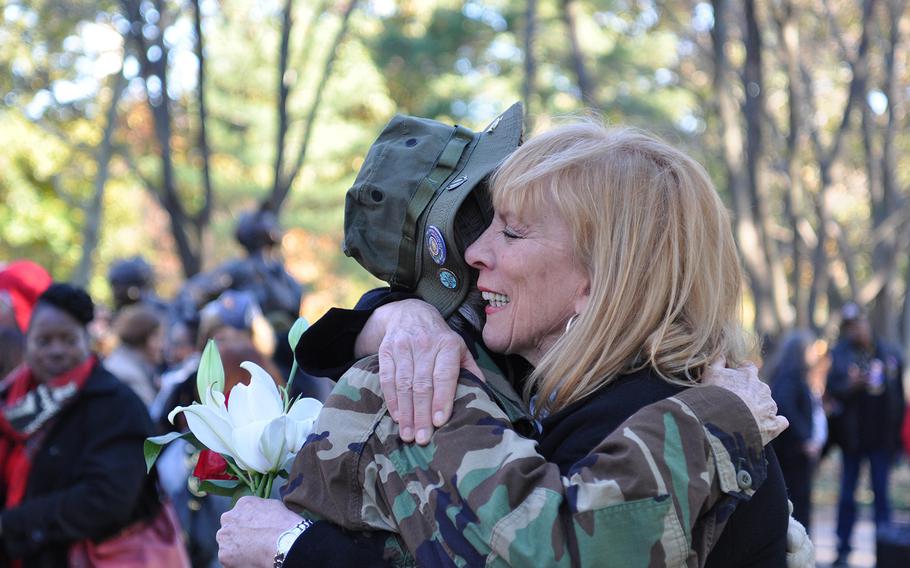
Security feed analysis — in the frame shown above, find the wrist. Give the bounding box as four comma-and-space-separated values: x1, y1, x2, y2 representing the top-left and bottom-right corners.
355, 299, 432, 357
355, 308, 391, 357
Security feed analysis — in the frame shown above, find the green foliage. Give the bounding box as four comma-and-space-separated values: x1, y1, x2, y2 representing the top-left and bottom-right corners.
3, 0, 905, 338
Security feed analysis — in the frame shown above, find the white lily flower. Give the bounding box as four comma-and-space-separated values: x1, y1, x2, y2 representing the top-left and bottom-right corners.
170, 388, 234, 457
285, 397, 323, 452
169, 361, 323, 474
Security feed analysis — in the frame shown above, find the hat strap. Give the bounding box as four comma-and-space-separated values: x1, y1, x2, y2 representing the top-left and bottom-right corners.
392, 125, 474, 288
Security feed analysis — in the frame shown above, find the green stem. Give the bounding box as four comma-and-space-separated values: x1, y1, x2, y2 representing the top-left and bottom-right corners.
262, 473, 275, 498
225, 461, 254, 489
284, 360, 300, 412
254, 471, 268, 497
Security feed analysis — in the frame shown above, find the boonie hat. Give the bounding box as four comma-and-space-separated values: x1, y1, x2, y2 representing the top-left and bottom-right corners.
344, 102, 523, 317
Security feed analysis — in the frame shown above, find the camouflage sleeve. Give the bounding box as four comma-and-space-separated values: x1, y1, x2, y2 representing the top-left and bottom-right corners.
285, 356, 767, 567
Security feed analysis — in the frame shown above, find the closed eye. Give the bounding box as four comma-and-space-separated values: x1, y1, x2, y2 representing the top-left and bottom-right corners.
500, 226, 524, 240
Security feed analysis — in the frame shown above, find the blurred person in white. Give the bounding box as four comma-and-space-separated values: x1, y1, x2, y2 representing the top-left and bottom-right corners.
103, 304, 165, 407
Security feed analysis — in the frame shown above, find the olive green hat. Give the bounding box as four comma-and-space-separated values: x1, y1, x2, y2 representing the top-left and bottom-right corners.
343, 102, 523, 317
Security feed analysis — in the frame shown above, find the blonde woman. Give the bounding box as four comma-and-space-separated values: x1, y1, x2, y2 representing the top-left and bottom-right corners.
279, 123, 791, 566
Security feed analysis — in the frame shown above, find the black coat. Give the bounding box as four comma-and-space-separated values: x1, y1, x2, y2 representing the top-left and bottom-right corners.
770, 366, 815, 462
0, 362, 160, 567
826, 339, 906, 454
539, 369, 790, 568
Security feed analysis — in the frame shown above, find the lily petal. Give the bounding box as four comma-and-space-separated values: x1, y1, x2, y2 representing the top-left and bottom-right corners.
284, 415, 316, 455
231, 420, 272, 473
207, 387, 228, 409
169, 403, 237, 461
259, 416, 290, 473
287, 397, 323, 422
228, 362, 283, 426
284, 397, 322, 453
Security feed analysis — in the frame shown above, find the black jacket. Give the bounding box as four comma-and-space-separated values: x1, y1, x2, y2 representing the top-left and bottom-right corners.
826, 338, 905, 453
770, 366, 815, 461
540, 369, 789, 568
0, 362, 160, 567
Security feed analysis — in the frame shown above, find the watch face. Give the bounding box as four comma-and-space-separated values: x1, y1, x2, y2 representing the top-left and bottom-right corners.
277, 531, 297, 553
277, 520, 311, 555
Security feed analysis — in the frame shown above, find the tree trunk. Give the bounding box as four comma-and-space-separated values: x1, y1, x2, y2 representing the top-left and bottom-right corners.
272, 0, 294, 201
522, 0, 538, 132
870, 0, 905, 342
193, 0, 214, 230
267, 0, 358, 213
775, 0, 809, 328
711, 0, 776, 336
805, 0, 877, 326
73, 70, 126, 287
120, 0, 208, 277
560, 0, 595, 105
744, 0, 791, 331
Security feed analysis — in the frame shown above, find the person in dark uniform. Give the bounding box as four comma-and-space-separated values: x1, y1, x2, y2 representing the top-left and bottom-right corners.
827, 303, 906, 566
175, 209, 303, 333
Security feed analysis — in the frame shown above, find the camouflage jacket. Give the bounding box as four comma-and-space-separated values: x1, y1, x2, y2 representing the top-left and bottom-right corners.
284, 350, 767, 567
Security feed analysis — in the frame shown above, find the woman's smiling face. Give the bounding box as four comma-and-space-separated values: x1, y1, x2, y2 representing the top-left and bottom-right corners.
25, 304, 91, 383
465, 204, 589, 365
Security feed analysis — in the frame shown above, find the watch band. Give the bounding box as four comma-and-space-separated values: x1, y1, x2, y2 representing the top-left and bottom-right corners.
274, 518, 314, 568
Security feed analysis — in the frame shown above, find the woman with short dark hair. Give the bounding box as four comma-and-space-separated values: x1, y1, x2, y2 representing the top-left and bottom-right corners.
0, 283, 185, 567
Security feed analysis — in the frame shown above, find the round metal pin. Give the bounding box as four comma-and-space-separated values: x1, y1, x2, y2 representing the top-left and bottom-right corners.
425, 225, 447, 265
438, 268, 458, 289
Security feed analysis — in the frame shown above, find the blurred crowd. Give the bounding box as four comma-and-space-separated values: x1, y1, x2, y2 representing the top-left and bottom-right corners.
762, 306, 909, 567
1, 208, 908, 568
0, 209, 329, 567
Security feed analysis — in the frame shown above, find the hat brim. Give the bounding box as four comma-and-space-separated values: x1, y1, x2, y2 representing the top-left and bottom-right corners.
415, 102, 524, 318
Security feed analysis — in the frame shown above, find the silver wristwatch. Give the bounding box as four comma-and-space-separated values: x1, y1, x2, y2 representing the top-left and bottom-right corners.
273, 518, 314, 568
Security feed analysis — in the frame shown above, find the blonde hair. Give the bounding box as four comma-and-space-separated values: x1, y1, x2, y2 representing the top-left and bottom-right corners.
490, 122, 747, 415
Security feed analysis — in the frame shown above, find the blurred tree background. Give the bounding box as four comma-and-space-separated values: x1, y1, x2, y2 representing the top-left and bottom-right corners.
2, 0, 909, 354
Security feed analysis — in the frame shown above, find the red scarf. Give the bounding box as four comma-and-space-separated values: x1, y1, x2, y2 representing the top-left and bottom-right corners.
0, 356, 96, 508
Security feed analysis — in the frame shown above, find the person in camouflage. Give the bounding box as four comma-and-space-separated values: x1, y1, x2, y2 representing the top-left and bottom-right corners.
218, 109, 806, 567
284, 347, 771, 567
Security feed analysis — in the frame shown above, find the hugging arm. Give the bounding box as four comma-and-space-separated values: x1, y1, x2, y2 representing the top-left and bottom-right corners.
294, 289, 417, 380
301, 298, 786, 447
285, 357, 769, 567
298, 295, 480, 444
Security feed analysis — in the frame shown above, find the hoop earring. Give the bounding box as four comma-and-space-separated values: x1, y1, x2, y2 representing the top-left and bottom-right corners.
565, 314, 578, 334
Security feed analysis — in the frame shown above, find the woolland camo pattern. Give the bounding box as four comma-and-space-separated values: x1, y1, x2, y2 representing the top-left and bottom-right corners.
284, 350, 767, 567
